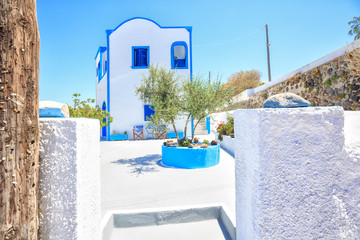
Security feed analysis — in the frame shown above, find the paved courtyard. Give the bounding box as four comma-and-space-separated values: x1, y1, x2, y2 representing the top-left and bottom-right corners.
100, 136, 236, 221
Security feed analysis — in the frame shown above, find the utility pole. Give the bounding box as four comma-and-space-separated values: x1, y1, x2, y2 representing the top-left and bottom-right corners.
208, 71, 211, 85
265, 24, 272, 82
0, 0, 40, 239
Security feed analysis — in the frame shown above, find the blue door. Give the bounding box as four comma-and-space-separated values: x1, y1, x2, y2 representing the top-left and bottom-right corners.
102, 102, 107, 137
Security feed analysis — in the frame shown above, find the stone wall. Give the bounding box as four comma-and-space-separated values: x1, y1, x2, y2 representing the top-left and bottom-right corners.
228, 48, 360, 110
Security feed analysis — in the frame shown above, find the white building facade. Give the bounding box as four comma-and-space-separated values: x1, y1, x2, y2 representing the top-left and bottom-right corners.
95, 18, 193, 140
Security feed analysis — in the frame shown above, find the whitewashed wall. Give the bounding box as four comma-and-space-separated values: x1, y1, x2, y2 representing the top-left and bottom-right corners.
108, 18, 191, 139
234, 107, 360, 239
38, 118, 101, 240
96, 49, 108, 112
344, 111, 360, 162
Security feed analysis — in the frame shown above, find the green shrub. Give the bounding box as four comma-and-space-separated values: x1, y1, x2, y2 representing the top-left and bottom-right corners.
331, 73, 339, 83
325, 79, 332, 87
69, 93, 113, 128
216, 120, 234, 141
339, 94, 346, 99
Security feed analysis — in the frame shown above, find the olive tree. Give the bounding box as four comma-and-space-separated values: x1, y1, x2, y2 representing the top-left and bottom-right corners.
348, 17, 360, 40
135, 64, 183, 138
135, 64, 233, 141
182, 75, 233, 141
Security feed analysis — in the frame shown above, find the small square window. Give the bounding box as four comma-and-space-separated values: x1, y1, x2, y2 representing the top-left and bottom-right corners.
132, 46, 149, 69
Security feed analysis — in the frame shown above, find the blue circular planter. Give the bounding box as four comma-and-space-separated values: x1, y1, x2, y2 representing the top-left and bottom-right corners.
161, 144, 220, 169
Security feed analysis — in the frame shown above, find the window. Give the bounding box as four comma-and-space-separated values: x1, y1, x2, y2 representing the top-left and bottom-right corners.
171, 42, 188, 69
144, 104, 155, 121
96, 62, 100, 76
132, 46, 149, 69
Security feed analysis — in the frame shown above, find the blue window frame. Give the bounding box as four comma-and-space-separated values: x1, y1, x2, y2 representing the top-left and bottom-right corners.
97, 62, 101, 82
144, 104, 155, 121
132, 46, 149, 69
171, 41, 188, 69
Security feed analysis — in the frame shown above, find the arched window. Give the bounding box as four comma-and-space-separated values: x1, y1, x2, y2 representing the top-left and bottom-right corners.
171, 42, 188, 69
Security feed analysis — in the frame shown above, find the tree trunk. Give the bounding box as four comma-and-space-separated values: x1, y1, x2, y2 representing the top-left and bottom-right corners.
183, 114, 191, 138
170, 118, 179, 140
191, 117, 203, 142
0, 0, 40, 239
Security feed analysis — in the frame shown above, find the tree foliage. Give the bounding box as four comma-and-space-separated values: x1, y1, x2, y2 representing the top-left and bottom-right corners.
68, 93, 113, 128
224, 70, 262, 96
182, 75, 233, 140
135, 64, 182, 136
135, 64, 233, 141
348, 17, 360, 40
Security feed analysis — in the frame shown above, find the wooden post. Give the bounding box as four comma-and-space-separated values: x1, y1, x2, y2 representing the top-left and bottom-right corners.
0, 0, 40, 239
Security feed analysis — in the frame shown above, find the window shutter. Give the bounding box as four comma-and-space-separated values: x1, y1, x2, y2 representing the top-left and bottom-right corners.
144, 105, 155, 121
134, 48, 141, 66
140, 48, 148, 66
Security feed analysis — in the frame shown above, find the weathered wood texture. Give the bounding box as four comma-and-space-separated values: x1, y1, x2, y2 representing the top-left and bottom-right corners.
0, 0, 40, 239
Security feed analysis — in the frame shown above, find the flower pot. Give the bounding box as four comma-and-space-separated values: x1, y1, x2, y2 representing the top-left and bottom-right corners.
161, 144, 220, 169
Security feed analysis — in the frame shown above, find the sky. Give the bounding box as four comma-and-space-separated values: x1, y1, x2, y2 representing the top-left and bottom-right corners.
37, 0, 360, 105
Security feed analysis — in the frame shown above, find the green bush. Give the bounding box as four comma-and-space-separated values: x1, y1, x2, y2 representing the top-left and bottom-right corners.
216, 117, 234, 141
68, 93, 113, 128
325, 79, 332, 87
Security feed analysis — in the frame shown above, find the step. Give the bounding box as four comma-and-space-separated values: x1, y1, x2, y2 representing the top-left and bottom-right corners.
102, 205, 235, 240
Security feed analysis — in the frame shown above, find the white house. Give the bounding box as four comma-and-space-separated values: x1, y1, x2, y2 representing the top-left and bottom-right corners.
95, 17, 193, 140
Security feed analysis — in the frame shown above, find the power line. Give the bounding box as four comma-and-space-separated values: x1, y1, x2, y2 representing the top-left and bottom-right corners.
193, 26, 265, 47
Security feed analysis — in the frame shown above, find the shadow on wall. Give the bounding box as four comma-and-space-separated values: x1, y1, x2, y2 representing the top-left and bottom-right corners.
112, 154, 162, 176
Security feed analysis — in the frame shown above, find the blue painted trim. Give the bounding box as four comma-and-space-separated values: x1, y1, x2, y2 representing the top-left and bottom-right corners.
106, 30, 111, 141
171, 41, 188, 69
206, 117, 210, 134
96, 47, 107, 83
162, 144, 220, 169
110, 134, 128, 141
102, 101, 107, 138
95, 46, 106, 60
111, 17, 192, 34
39, 108, 66, 118
167, 132, 184, 139
132, 46, 149, 69
189, 27, 193, 82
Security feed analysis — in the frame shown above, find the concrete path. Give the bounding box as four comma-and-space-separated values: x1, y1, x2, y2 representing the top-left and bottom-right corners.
100, 137, 236, 222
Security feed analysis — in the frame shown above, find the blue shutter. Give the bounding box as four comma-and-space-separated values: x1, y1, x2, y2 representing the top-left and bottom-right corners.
144, 105, 155, 121
134, 48, 141, 66
175, 59, 185, 67
140, 48, 148, 66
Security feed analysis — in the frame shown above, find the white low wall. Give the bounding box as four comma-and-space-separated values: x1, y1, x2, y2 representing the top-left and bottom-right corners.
344, 111, 360, 162
234, 107, 360, 239
39, 118, 101, 240
220, 135, 234, 157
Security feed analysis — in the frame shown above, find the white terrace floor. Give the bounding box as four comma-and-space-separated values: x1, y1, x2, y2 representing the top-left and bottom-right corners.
100, 135, 236, 221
